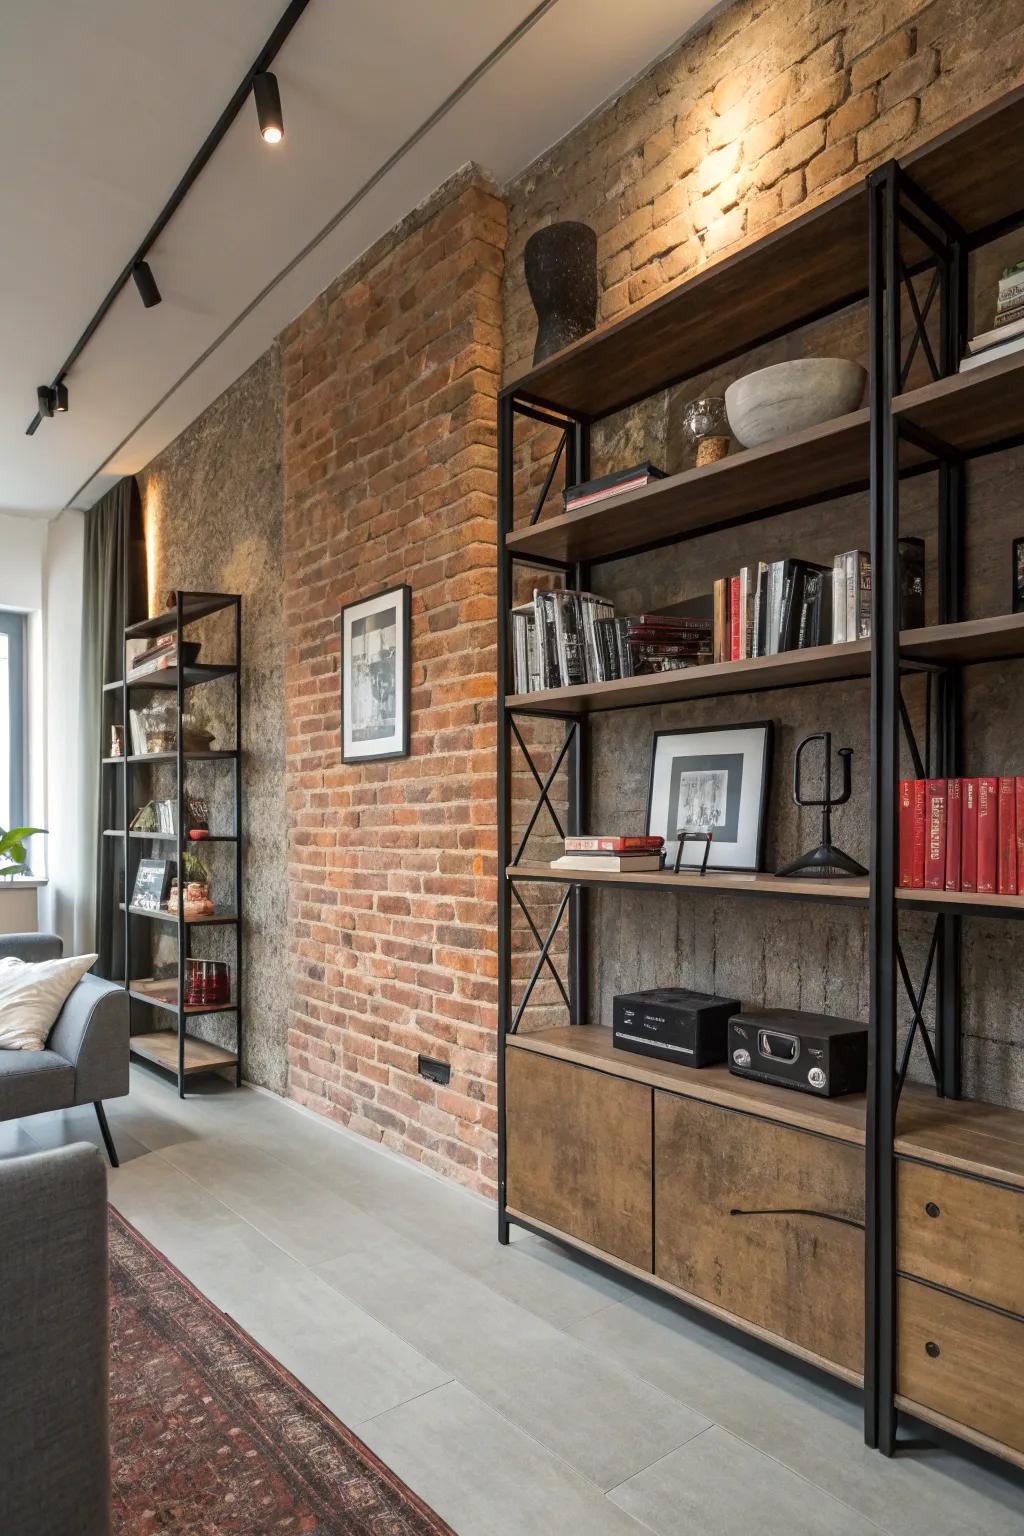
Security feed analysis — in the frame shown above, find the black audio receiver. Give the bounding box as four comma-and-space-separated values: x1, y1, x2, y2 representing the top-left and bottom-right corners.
612, 988, 741, 1067
727, 1008, 868, 1097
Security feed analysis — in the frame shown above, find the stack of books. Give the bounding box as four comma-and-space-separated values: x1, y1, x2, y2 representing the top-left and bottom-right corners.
899, 775, 1024, 895
125, 633, 200, 681
960, 262, 1024, 372
626, 614, 711, 674
711, 540, 923, 659
562, 462, 666, 514
550, 835, 665, 873
511, 593, 711, 693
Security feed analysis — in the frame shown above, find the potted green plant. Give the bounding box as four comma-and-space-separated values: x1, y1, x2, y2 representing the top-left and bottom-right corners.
0, 826, 44, 878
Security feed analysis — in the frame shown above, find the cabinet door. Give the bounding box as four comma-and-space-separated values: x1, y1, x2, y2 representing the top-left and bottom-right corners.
898, 1276, 1024, 1456
898, 1160, 1024, 1315
654, 1092, 864, 1374
505, 1047, 653, 1270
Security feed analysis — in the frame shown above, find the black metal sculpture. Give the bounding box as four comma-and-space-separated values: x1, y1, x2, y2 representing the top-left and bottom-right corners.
775, 731, 867, 878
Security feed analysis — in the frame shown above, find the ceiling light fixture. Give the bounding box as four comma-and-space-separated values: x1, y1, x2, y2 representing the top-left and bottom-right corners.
54, 382, 69, 412
253, 71, 284, 143
132, 260, 162, 308
24, 0, 311, 436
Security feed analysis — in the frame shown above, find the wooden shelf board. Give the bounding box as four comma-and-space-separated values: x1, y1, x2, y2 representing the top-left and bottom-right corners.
896, 1094, 1024, 1191
508, 864, 869, 904
506, 615, 1024, 716
123, 663, 236, 691
899, 80, 1024, 241
103, 830, 237, 841
507, 409, 875, 565
507, 1025, 870, 1143
121, 904, 239, 926
102, 750, 237, 764
129, 979, 237, 1017
508, 637, 873, 714
506, 1203, 862, 1387
505, 189, 867, 418
130, 1030, 237, 1074
125, 594, 237, 639
893, 348, 1024, 456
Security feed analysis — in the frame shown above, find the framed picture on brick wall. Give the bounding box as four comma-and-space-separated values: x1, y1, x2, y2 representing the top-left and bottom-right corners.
340, 584, 411, 763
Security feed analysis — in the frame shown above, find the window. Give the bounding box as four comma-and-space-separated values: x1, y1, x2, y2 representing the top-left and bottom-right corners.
0, 611, 26, 831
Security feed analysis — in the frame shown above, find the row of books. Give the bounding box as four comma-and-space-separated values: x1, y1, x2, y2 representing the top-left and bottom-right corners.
960, 261, 1024, 372
511, 591, 711, 692
711, 541, 924, 660
899, 776, 1024, 895
549, 835, 665, 873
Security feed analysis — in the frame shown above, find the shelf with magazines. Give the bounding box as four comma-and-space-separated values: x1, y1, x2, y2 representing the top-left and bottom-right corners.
497, 83, 1024, 1476
101, 589, 244, 1100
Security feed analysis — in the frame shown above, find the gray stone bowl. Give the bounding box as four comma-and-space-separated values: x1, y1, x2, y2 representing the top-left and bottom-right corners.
724, 358, 867, 449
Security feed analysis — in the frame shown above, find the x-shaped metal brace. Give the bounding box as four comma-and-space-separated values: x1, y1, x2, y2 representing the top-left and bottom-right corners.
898, 257, 941, 388
510, 885, 572, 1033
509, 717, 576, 864
895, 921, 942, 1100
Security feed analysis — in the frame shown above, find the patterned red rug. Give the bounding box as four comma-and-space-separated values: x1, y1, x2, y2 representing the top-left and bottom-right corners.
109, 1209, 453, 1535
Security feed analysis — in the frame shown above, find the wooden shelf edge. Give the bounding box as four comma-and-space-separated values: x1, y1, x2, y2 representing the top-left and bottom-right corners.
506, 1205, 862, 1387
893, 1395, 1024, 1472
130, 1030, 237, 1074
507, 865, 869, 903
129, 981, 237, 1017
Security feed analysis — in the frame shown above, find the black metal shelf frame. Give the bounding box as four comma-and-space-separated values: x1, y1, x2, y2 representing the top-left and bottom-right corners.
115, 591, 244, 1098
495, 154, 1024, 1462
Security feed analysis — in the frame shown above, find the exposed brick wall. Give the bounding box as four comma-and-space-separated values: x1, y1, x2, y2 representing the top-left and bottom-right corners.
503, 0, 1024, 377
280, 172, 506, 1194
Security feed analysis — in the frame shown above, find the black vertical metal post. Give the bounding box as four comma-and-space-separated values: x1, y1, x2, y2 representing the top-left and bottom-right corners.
175, 594, 187, 1099
567, 416, 591, 1027
496, 391, 516, 1244
865, 162, 901, 1455
121, 639, 131, 1005
936, 230, 966, 1101
234, 595, 244, 1085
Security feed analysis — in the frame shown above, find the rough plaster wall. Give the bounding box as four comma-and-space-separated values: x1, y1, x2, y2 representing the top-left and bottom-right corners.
136, 348, 287, 1093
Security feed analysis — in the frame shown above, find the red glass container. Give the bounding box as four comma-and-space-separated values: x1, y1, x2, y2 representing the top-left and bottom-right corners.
183, 959, 231, 1009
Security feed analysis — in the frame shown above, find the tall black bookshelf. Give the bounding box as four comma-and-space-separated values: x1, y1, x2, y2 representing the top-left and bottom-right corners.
102, 589, 242, 1098
497, 84, 1024, 1472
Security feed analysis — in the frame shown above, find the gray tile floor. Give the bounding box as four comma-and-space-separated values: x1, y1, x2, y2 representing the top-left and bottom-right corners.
6, 1066, 1024, 1535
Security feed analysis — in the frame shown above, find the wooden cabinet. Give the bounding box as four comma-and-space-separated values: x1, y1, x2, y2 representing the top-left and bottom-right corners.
504, 1048, 653, 1269
898, 1161, 1024, 1317
897, 1277, 1024, 1456
654, 1092, 864, 1375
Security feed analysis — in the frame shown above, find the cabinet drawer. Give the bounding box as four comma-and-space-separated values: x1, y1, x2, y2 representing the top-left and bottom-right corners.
898, 1161, 1024, 1316
898, 1276, 1024, 1456
505, 1047, 653, 1270
654, 1092, 864, 1374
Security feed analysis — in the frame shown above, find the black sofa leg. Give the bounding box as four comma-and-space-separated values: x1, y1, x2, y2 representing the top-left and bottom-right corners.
94, 1102, 119, 1168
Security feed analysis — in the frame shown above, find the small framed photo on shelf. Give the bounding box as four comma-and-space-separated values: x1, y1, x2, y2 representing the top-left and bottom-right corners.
130, 858, 174, 912
340, 584, 411, 763
646, 722, 772, 871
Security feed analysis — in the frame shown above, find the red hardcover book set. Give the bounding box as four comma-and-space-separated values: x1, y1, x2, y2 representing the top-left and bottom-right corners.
898, 774, 1023, 895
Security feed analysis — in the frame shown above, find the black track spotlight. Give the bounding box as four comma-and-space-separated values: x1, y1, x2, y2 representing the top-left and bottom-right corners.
132, 260, 162, 308
36, 385, 55, 418
55, 381, 69, 413
253, 71, 284, 143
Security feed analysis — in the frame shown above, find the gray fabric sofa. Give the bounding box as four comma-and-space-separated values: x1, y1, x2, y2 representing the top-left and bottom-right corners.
0, 933, 129, 1166
0, 1144, 111, 1536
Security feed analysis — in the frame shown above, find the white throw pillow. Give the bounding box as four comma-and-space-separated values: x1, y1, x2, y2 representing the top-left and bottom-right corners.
0, 953, 99, 1050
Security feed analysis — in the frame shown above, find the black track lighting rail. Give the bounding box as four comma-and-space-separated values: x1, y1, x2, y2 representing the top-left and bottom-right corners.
26, 0, 312, 435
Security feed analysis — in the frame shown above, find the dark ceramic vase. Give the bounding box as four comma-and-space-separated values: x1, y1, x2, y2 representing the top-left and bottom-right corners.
524, 221, 598, 364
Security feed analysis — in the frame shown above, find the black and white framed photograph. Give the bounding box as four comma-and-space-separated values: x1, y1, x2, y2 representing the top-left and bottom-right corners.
646, 722, 772, 871
340, 584, 411, 763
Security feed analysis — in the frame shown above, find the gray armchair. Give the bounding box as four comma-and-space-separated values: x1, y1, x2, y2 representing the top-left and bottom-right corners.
0, 1144, 110, 1535
0, 933, 129, 1166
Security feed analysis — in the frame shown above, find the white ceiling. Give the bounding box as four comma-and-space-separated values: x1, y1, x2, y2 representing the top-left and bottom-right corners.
1, 0, 719, 517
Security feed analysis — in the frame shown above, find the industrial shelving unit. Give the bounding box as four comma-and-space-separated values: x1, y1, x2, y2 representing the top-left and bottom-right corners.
496, 84, 1024, 1470
102, 590, 243, 1097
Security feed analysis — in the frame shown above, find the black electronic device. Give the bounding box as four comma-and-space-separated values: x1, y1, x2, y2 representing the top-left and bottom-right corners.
727, 1008, 867, 1097
612, 987, 741, 1067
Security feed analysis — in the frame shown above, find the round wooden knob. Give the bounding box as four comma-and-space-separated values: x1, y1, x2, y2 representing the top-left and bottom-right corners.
925, 1340, 941, 1358
925, 1202, 940, 1218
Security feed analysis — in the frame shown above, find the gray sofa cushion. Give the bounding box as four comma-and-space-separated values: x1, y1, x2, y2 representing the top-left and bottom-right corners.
0, 933, 63, 963
0, 1051, 75, 1119
0, 1144, 110, 1535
